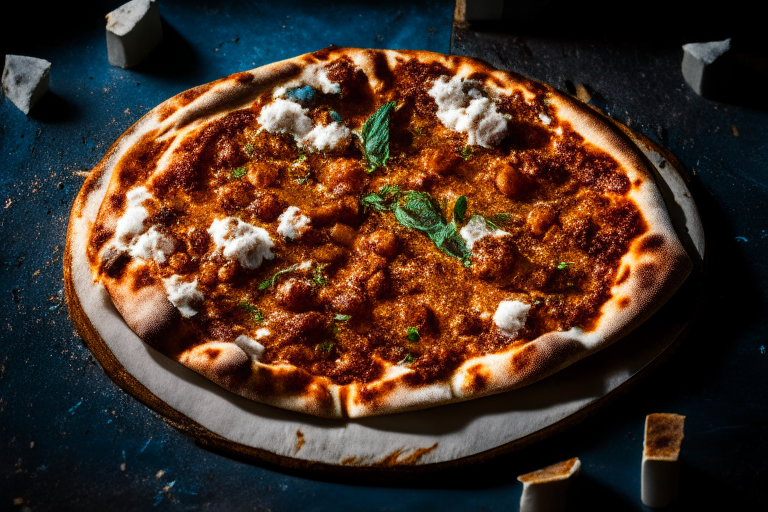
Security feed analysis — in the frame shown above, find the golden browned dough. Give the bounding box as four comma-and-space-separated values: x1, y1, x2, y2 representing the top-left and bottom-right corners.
68, 48, 692, 418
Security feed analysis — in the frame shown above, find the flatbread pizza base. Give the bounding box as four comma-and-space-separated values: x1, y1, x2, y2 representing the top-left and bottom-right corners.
73, 48, 691, 419
65, 86, 703, 469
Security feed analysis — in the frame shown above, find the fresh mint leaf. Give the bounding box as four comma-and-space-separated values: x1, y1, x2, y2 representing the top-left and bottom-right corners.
405, 327, 420, 343
454, 196, 467, 224
392, 191, 471, 266
361, 101, 396, 173
259, 264, 298, 290
361, 185, 401, 212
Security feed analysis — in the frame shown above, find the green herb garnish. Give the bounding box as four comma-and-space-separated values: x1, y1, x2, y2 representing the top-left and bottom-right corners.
459, 146, 473, 161
361, 101, 396, 173
361, 185, 401, 212
334, 313, 351, 322
319, 341, 334, 353
485, 213, 512, 230
363, 188, 471, 266
232, 167, 247, 179
237, 299, 264, 323
295, 154, 307, 163
556, 261, 573, 271
259, 264, 298, 290
244, 143, 254, 157
403, 354, 415, 364
312, 264, 329, 287
295, 172, 311, 184
405, 326, 421, 343
453, 196, 468, 224
393, 191, 471, 266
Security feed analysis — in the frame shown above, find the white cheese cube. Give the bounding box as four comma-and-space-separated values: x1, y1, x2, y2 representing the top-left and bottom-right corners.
2, 55, 51, 115
641, 413, 685, 508
681, 38, 731, 97
517, 458, 581, 512
106, 0, 163, 68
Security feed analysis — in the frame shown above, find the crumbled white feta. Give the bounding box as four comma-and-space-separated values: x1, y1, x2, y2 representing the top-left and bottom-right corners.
129, 226, 175, 264
427, 75, 508, 148
276, 206, 311, 240
234, 334, 266, 360
207, 217, 275, 270
459, 215, 509, 250
493, 300, 531, 338
113, 186, 153, 245
302, 122, 351, 152
538, 112, 552, 125
163, 275, 203, 318
257, 98, 351, 152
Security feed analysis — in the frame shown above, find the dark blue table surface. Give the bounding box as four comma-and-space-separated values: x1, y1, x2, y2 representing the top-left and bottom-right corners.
2, 2, 767, 510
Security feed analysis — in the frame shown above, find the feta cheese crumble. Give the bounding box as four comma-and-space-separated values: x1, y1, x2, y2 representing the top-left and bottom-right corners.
129, 226, 175, 264
427, 75, 508, 148
257, 98, 351, 152
114, 186, 153, 245
459, 215, 510, 250
207, 217, 275, 270
163, 275, 203, 318
276, 206, 311, 240
234, 334, 266, 360
493, 300, 531, 338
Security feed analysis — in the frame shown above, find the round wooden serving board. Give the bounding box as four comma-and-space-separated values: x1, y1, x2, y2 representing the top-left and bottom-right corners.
65, 116, 705, 475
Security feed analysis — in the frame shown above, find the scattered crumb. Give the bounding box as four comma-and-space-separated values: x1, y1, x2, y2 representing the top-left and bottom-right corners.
13, 498, 23, 505
574, 83, 592, 103
120, 462, 126, 471
74, 170, 90, 178
156, 469, 165, 478
732, 124, 739, 136
29, 442, 34, 448
124, 108, 130, 115
4, 198, 11, 209
32, 270, 40, 277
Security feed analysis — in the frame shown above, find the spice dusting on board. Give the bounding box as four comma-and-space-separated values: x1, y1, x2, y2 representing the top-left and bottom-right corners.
93, 54, 646, 388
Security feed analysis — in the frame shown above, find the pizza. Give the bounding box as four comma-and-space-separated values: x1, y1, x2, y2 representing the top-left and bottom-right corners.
66, 47, 692, 418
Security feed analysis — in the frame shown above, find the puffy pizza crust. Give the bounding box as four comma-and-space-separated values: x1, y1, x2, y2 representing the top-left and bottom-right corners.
68, 47, 691, 418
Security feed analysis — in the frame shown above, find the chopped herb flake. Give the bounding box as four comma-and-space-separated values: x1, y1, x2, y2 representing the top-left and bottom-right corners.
403, 354, 415, 364
405, 326, 420, 343
312, 264, 329, 287
459, 146, 473, 161
294, 172, 311, 184
329, 110, 343, 123
232, 167, 247, 179
557, 261, 573, 271
237, 299, 264, 323
334, 313, 351, 322
244, 143, 254, 157
319, 341, 334, 353
361, 101, 396, 173
259, 264, 298, 290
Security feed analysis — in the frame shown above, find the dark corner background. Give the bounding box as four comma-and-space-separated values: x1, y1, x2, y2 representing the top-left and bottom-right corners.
2, 1, 767, 510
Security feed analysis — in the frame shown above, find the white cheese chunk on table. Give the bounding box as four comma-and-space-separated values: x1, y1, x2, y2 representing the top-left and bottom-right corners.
517, 457, 581, 512
2, 55, 51, 115
106, 0, 163, 68
642, 413, 685, 508
681, 38, 731, 97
